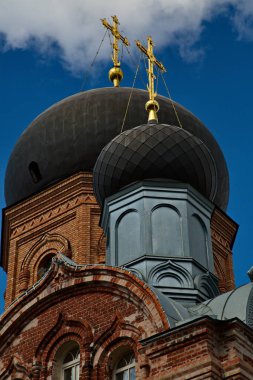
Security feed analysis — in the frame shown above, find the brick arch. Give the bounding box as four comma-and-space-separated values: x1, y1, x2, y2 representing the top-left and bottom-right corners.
22, 232, 71, 270
40, 334, 83, 380
93, 337, 138, 380
7, 264, 170, 339
36, 313, 93, 361
0, 265, 170, 379
35, 312, 93, 380
19, 232, 71, 289
92, 323, 140, 368
47, 264, 170, 334
92, 311, 142, 366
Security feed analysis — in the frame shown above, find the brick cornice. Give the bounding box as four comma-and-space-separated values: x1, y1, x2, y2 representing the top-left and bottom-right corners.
4, 171, 94, 224
141, 316, 253, 347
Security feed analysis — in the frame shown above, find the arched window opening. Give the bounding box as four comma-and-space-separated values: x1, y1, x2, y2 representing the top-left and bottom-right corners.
112, 349, 136, 380
62, 346, 80, 380
53, 341, 80, 380
37, 253, 54, 280
29, 161, 42, 183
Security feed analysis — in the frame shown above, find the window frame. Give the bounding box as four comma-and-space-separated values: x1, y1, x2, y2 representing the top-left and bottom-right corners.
113, 351, 135, 380
62, 346, 80, 380
53, 341, 80, 380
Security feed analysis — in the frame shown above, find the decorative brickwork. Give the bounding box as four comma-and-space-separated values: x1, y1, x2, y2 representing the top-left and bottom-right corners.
1, 172, 106, 308
141, 317, 253, 379
211, 207, 238, 293
0, 263, 169, 380
1, 261, 253, 379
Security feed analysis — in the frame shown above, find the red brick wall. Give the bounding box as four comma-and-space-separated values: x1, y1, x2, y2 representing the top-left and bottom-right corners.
1, 264, 253, 379
211, 208, 238, 293
0, 264, 169, 379
142, 318, 253, 379
2, 172, 106, 307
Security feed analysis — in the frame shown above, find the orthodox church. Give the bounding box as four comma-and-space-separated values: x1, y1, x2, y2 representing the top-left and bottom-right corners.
0, 16, 253, 380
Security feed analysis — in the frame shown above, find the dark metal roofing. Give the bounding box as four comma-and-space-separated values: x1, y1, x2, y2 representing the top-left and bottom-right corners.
204, 283, 253, 327
151, 287, 190, 328
5, 87, 229, 208
93, 123, 219, 207
187, 282, 253, 329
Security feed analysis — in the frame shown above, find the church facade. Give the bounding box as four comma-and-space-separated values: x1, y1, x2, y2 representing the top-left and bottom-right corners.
0, 83, 253, 380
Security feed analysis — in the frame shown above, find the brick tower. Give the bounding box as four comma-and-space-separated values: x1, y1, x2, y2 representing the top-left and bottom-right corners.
0, 79, 252, 380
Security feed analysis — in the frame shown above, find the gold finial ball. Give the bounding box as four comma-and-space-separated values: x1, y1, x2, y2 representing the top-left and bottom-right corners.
145, 99, 160, 122
145, 99, 160, 112
109, 67, 123, 87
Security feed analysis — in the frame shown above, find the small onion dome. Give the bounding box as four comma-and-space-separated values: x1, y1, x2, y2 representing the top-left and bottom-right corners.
93, 123, 218, 207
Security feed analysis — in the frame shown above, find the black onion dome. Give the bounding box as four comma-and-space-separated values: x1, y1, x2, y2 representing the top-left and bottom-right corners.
93, 123, 218, 206
5, 87, 229, 208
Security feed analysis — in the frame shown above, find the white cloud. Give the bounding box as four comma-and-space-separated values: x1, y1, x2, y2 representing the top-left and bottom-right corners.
231, 0, 253, 40
0, 0, 252, 72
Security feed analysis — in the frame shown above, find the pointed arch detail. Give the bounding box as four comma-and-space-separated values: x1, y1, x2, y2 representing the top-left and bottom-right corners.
148, 260, 193, 288
19, 233, 71, 289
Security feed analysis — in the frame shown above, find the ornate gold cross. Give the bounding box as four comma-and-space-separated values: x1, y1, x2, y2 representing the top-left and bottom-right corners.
136, 36, 166, 122
101, 15, 130, 87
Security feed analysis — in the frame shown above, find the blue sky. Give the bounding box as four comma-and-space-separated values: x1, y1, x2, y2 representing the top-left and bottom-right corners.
1, 1, 253, 313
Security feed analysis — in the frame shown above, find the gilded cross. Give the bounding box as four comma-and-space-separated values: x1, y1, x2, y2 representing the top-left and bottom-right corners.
136, 36, 166, 122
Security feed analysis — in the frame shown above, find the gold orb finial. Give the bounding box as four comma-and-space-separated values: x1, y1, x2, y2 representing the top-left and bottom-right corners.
109, 66, 123, 87
145, 99, 160, 122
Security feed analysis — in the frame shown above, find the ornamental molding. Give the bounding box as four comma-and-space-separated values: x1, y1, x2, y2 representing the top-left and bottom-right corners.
0, 263, 169, 343
148, 259, 194, 289
92, 313, 141, 367
194, 273, 220, 299
36, 312, 93, 363
5, 172, 94, 220
211, 230, 230, 248
22, 232, 71, 270
10, 196, 84, 238
9, 191, 98, 239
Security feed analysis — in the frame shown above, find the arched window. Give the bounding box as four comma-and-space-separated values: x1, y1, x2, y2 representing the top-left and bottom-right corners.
113, 351, 136, 380
37, 253, 55, 280
62, 346, 80, 380
28, 161, 42, 183
53, 341, 80, 380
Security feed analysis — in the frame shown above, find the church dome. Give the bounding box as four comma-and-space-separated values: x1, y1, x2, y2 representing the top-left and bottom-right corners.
93, 123, 218, 206
189, 282, 253, 329
4, 87, 229, 208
